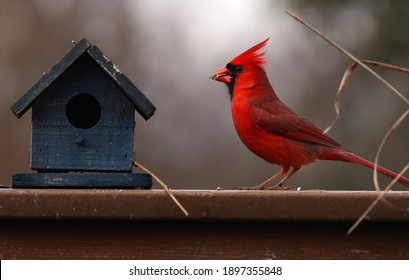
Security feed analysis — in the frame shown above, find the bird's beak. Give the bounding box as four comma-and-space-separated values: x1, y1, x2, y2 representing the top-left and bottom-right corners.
210, 67, 232, 84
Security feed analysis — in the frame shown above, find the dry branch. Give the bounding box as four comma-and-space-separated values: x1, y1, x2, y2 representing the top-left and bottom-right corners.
133, 160, 189, 217
285, 10, 409, 106
286, 10, 409, 234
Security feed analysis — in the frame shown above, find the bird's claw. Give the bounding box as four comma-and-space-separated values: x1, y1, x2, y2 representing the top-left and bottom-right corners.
234, 185, 293, 191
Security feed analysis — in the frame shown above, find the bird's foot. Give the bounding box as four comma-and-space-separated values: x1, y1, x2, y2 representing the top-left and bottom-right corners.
234, 185, 265, 190
265, 185, 291, 190
234, 184, 292, 191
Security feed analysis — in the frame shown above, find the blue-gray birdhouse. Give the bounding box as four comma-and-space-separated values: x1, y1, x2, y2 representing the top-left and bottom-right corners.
11, 38, 155, 188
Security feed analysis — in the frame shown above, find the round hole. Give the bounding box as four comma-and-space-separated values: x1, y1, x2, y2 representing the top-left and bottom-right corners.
66, 93, 102, 129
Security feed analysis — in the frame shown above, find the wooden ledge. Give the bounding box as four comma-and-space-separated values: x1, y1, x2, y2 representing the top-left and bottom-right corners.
1, 189, 408, 222
2, 189, 409, 259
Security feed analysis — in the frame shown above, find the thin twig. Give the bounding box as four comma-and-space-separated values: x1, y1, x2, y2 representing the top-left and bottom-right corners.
373, 109, 409, 192
347, 163, 409, 235
362, 60, 409, 73
286, 10, 409, 234
323, 62, 358, 134
285, 10, 409, 106
347, 110, 409, 234
133, 160, 189, 217
324, 60, 409, 134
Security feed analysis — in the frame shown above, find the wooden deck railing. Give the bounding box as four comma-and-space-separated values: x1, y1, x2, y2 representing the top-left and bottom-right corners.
1, 189, 409, 259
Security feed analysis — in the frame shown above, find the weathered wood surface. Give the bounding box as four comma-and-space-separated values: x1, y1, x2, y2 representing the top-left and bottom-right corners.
1, 189, 409, 221
30, 53, 136, 172
1, 189, 409, 259
2, 221, 409, 259
11, 173, 152, 189
87, 45, 156, 120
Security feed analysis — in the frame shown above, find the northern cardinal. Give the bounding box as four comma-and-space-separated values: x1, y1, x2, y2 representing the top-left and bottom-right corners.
211, 38, 409, 189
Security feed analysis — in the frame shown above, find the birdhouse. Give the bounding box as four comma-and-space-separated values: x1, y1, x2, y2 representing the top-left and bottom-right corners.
10, 38, 156, 188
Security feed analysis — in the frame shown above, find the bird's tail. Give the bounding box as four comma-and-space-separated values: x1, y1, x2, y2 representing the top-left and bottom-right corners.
319, 149, 409, 188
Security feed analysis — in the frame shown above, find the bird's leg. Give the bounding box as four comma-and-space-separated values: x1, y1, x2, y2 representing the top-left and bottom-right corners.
268, 167, 300, 189
235, 166, 298, 190
235, 166, 288, 190
255, 166, 288, 189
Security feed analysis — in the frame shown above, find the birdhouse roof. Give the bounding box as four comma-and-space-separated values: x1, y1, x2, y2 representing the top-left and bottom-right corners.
11, 38, 155, 120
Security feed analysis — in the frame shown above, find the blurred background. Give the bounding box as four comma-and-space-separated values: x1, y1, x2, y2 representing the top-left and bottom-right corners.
0, 0, 408, 190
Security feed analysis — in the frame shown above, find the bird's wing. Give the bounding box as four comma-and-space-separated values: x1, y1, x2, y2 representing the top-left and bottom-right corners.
253, 101, 341, 148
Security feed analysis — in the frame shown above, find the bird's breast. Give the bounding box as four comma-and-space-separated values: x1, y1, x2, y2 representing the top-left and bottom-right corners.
231, 100, 316, 168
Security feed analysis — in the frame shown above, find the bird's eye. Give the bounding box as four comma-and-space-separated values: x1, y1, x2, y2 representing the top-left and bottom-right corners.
235, 65, 243, 73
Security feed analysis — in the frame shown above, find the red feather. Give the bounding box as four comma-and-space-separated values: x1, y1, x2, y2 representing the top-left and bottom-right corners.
211, 39, 409, 189
230, 38, 269, 69
252, 98, 340, 148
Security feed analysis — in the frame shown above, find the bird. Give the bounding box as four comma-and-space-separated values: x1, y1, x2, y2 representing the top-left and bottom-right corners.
210, 38, 409, 189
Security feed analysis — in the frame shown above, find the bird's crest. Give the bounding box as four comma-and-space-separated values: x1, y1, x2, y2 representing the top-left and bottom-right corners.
230, 38, 269, 68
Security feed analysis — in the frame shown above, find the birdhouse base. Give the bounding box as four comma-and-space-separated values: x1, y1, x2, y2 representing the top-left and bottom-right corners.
11, 173, 152, 189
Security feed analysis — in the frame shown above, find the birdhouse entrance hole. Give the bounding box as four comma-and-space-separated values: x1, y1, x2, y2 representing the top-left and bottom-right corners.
66, 93, 102, 129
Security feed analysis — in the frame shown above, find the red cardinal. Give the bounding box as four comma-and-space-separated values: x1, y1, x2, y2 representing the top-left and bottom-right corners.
211, 38, 409, 189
